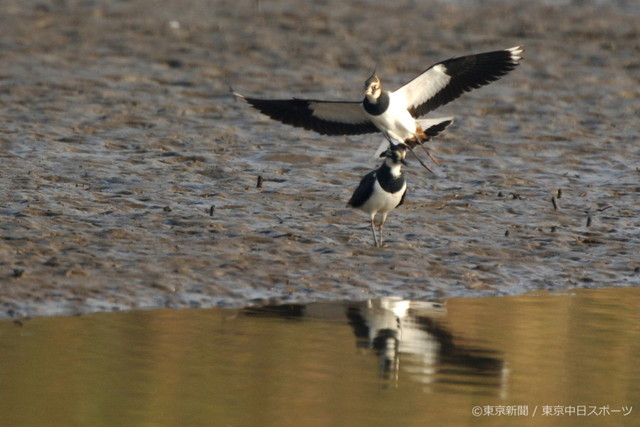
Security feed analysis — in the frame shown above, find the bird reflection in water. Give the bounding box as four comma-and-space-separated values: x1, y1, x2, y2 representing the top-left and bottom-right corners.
346, 297, 506, 392
244, 297, 507, 393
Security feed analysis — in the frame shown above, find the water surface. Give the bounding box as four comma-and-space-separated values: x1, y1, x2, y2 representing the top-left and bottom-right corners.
1, 287, 638, 426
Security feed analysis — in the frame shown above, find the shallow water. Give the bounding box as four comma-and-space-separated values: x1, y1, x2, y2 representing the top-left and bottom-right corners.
1, 287, 638, 426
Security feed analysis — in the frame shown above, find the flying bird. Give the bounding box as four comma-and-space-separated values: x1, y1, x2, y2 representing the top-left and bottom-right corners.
234, 46, 523, 160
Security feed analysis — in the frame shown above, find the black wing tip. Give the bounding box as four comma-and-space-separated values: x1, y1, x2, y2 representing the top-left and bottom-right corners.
446, 45, 524, 63
449, 46, 524, 85
481, 46, 525, 68
493, 46, 525, 72
439, 51, 517, 84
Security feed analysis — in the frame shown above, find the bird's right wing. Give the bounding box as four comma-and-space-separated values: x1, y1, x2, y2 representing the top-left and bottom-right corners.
234, 92, 379, 136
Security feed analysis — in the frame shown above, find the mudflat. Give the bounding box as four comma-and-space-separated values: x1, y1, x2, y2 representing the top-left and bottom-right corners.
1, 0, 638, 318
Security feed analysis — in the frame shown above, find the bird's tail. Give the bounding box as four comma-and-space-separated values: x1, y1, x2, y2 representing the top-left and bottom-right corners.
405, 117, 454, 148
372, 117, 454, 157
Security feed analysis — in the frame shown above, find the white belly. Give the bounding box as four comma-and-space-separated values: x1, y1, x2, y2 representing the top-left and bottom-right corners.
361, 180, 406, 216
369, 94, 417, 143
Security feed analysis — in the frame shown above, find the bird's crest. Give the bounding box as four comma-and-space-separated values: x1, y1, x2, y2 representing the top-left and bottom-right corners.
364, 64, 380, 89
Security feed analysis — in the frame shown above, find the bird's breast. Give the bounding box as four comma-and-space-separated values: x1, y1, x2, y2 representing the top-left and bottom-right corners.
363, 91, 390, 116
362, 179, 406, 214
366, 93, 417, 141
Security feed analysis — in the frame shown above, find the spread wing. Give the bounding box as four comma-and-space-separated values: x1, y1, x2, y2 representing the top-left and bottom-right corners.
394, 46, 523, 118
234, 92, 379, 136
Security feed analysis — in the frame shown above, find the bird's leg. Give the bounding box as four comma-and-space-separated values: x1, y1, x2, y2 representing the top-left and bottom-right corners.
387, 131, 433, 173
406, 145, 434, 174
378, 214, 388, 247
413, 128, 440, 166
419, 140, 441, 165
370, 217, 380, 247
381, 132, 394, 151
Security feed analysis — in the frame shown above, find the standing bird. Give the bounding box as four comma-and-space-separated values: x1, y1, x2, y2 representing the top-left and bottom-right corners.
234, 46, 523, 163
348, 144, 408, 247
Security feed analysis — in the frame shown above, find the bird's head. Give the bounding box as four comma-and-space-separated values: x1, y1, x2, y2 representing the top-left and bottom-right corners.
364, 73, 382, 100
385, 143, 409, 167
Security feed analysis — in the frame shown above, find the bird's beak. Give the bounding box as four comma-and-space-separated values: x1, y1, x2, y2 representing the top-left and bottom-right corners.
401, 158, 409, 166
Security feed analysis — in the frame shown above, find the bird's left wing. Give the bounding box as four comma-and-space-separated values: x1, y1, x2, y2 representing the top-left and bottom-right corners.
348, 170, 377, 208
234, 93, 378, 136
394, 46, 523, 118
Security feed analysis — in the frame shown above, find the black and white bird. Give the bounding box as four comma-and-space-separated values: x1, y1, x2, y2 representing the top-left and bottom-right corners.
234, 46, 523, 158
348, 143, 408, 247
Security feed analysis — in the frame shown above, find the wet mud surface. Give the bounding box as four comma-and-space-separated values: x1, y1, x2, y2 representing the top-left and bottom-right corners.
1, 0, 639, 318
